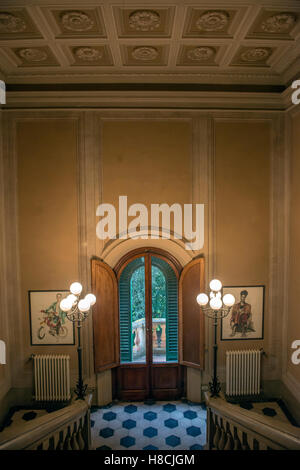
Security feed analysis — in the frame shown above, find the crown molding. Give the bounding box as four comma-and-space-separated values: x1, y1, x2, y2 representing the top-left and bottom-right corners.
2, 88, 289, 110
3, 0, 300, 6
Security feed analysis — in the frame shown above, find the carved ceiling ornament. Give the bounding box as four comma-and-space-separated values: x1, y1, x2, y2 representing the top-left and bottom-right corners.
0, 12, 27, 33
131, 46, 159, 61
240, 47, 271, 63
18, 48, 48, 62
61, 11, 94, 32
129, 10, 161, 31
74, 47, 103, 62
187, 46, 215, 61
261, 13, 296, 34
196, 10, 229, 32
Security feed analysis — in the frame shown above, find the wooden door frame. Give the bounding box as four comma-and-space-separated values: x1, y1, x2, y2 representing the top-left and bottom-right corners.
114, 247, 182, 400
114, 247, 182, 279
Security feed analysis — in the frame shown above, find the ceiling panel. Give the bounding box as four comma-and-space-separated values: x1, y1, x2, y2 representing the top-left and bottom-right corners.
0, 0, 299, 87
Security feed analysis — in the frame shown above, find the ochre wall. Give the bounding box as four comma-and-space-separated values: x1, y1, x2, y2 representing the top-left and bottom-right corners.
12, 116, 274, 391
0, 110, 11, 412
102, 120, 192, 232
215, 121, 270, 368
288, 113, 300, 382
17, 120, 79, 382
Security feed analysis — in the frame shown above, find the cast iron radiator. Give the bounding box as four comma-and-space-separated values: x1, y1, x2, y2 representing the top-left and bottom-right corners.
33, 354, 71, 401
226, 349, 262, 397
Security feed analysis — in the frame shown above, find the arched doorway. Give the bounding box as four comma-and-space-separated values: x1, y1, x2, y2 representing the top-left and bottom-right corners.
91, 248, 205, 402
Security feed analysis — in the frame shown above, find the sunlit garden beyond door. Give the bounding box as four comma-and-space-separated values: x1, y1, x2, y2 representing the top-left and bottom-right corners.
131, 264, 167, 363
119, 255, 178, 365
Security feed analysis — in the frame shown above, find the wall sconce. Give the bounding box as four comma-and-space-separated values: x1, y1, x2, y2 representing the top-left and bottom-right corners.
197, 279, 235, 397
60, 282, 96, 400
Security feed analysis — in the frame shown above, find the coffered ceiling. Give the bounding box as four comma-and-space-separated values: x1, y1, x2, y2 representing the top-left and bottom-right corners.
0, 0, 299, 90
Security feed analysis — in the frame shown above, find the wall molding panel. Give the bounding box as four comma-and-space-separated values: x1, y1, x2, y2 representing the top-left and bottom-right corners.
0, 106, 293, 403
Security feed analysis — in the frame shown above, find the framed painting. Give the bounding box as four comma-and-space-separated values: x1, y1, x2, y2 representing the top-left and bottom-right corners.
220, 285, 265, 341
29, 290, 75, 346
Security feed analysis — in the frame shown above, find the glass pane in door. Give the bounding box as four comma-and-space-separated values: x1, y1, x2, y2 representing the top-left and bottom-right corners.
151, 265, 167, 363
131, 263, 146, 363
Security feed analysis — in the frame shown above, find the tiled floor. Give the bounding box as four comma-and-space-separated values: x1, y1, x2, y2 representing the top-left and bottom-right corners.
235, 400, 292, 425
0, 409, 49, 434
91, 400, 207, 450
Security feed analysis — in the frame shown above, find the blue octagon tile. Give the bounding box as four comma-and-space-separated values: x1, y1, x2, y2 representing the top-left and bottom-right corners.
240, 402, 253, 411
166, 435, 181, 447
103, 411, 117, 421
186, 400, 200, 407
120, 436, 136, 448
186, 426, 201, 437
91, 420, 95, 428
163, 403, 177, 413
96, 445, 112, 450
122, 419, 136, 430
143, 445, 158, 450
143, 427, 158, 438
91, 406, 101, 413
183, 410, 197, 420
22, 411, 37, 421
99, 427, 114, 438
190, 444, 203, 450
144, 399, 156, 406
164, 418, 178, 429
99, 403, 113, 409
144, 411, 157, 421
124, 405, 138, 414
262, 407, 277, 417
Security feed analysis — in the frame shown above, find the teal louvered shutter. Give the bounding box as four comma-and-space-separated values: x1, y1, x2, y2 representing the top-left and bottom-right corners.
119, 271, 132, 363
166, 272, 178, 362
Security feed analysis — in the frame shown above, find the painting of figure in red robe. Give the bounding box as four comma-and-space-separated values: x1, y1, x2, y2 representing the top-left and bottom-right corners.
221, 286, 264, 341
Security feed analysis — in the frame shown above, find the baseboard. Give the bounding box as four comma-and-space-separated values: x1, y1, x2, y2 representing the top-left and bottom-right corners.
281, 373, 300, 425
261, 379, 282, 398
0, 387, 33, 426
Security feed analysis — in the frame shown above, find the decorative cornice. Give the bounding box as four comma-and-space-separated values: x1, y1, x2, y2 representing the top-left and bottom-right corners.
240, 47, 272, 63
74, 47, 103, 62
129, 10, 161, 32
3, 87, 288, 111
131, 46, 159, 61
260, 13, 296, 34
18, 48, 48, 63
186, 47, 216, 62
60, 11, 94, 32
0, 12, 27, 33
196, 11, 229, 32
6, 82, 285, 93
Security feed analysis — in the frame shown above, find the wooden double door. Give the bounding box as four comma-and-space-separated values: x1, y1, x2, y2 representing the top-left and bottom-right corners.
92, 248, 205, 402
